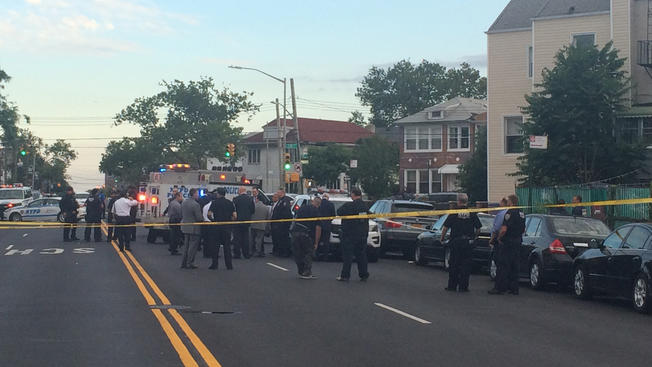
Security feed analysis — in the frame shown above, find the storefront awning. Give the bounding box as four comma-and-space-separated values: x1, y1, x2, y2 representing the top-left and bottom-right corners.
617, 106, 652, 119
438, 164, 460, 175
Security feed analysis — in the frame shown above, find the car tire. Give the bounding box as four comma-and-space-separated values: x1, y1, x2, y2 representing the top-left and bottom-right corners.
415, 245, 427, 266
443, 247, 451, 271
632, 274, 651, 314
529, 260, 545, 290
573, 266, 591, 300
57, 212, 64, 223
489, 255, 497, 281
367, 247, 379, 263
9, 213, 22, 222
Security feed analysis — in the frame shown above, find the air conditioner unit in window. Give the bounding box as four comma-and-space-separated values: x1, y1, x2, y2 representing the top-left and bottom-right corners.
428, 111, 444, 120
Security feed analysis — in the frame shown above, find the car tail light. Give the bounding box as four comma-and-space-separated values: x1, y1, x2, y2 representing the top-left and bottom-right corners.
385, 220, 402, 229
138, 194, 147, 202
549, 239, 567, 254
293, 204, 300, 212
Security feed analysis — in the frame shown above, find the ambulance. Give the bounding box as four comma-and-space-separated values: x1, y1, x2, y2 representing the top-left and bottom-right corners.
137, 164, 271, 243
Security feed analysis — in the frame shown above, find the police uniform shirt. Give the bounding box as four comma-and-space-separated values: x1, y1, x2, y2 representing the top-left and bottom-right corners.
443, 211, 481, 239
209, 197, 235, 222
295, 204, 321, 239
502, 208, 526, 241
337, 199, 369, 238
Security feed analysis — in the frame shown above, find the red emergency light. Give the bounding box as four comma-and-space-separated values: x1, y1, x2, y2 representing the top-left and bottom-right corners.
151, 196, 159, 205
138, 194, 147, 202
219, 174, 226, 181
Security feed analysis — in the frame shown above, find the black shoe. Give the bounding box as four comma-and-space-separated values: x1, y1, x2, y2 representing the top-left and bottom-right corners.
444, 287, 457, 292
106, 239, 112, 243
180, 265, 187, 269
71, 237, 80, 241
336, 276, 349, 282
226, 267, 233, 270
170, 251, 181, 256
208, 265, 218, 270
360, 275, 369, 282
488, 289, 504, 295
188, 265, 198, 269
125, 247, 132, 252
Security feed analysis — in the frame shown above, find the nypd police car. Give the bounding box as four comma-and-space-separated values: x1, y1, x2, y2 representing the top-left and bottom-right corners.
4, 197, 85, 222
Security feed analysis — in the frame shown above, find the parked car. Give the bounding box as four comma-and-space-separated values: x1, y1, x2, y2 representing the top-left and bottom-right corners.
0, 186, 34, 220
4, 197, 86, 222
415, 213, 495, 271
418, 192, 466, 210
488, 214, 611, 289
291, 194, 381, 262
75, 192, 90, 206
369, 199, 436, 259
572, 223, 652, 313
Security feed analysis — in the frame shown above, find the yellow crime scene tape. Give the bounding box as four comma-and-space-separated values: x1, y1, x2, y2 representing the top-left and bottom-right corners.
1, 197, 651, 230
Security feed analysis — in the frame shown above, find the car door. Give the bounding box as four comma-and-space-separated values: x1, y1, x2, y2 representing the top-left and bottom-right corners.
608, 225, 650, 297
43, 199, 60, 221
520, 216, 542, 277
22, 199, 44, 220
429, 215, 448, 259
585, 226, 631, 292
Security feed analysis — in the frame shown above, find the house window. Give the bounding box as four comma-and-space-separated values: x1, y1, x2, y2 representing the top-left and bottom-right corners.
405, 170, 417, 193
248, 149, 261, 164
528, 46, 533, 78
619, 118, 652, 145
505, 116, 524, 154
419, 170, 429, 194
430, 170, 442, 193
448, 124, 470, 151
404, 126, 442, 152
429, 111, 444, 119
572, 33, 595, 48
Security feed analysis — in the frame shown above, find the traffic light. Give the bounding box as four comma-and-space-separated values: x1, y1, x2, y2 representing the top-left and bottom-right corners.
225, 143, 235, 158
20, 148, 27, 156
283, 153, 291, 170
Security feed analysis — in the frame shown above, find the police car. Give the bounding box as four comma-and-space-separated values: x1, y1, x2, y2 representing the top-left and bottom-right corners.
4, 197, 86, 222
0, 185, 34, 219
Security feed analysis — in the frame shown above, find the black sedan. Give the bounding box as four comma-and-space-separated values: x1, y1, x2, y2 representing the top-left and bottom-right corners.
572, 223, 652, 313
369, 199, 436, 259
414, 213, 495, 271
488, 214, 611, 290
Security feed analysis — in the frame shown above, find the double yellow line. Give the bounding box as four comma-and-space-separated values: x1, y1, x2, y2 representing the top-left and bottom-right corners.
100, 222, 221, 367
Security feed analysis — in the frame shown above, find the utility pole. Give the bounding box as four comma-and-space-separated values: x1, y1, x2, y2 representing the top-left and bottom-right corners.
290, 78, 302, 194
275, 98, 284, 190
31, 152, 36, 188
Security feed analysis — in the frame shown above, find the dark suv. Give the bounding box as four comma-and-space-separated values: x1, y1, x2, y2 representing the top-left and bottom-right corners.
368, 199, 435, 259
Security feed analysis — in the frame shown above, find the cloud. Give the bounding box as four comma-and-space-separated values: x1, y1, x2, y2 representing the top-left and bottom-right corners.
2, 0, 199, 55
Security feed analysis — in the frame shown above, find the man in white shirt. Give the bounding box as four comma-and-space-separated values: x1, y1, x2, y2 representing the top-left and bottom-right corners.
112, 191, 139, 252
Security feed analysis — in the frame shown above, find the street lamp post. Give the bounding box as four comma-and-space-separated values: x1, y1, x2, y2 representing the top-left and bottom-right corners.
229, 65, 287, 191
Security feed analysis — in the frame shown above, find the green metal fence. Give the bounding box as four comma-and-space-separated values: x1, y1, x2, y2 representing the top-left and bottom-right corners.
517, 185, 651, 223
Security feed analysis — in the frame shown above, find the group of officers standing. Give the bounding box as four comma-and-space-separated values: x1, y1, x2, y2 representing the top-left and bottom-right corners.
439, 193, 525, 294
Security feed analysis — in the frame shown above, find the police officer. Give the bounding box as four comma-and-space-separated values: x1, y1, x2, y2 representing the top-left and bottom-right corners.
207, 188, 236, 270
271, 188, 293, 257
440, 194, 481, 292
83, 188, 103, 242
59, 187, 80, 242
106, 190, 119, 242
489, 194, 525, 295
336, 188, 370, 282
318, 193, 336, 260
291, 196, 322, 279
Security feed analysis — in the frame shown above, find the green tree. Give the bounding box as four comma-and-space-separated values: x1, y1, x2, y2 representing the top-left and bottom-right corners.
348, 110, 367, 126
458, 126, 487, 202
349, 136, 399, 199
356, 61, 486, 127
515, 42, 643, 185
302, 144, 351, 186
0, 68, 30, 181
101, 78, 258, 184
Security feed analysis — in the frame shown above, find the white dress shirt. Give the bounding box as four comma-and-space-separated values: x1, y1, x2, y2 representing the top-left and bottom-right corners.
112, 197, 139, 216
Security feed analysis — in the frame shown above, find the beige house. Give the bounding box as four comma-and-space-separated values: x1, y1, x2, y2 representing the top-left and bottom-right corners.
486, 0, 652, 201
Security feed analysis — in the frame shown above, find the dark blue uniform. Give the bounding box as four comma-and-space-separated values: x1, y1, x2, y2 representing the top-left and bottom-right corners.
495, 208, 525, 294
337, 199, 370, 280
444, 210, 482, 291
291, 204, 322, 277
84, 194, 104, 242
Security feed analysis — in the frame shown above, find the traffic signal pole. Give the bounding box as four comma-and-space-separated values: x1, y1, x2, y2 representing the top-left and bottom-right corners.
290, 78, 302, 194
275, 98, 283, 190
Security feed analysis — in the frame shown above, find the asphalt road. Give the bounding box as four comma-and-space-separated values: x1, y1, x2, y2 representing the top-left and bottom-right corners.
2, 225, 652, 367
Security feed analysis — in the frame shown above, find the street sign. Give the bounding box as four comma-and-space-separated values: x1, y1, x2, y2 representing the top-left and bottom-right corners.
350, 159, 358, 168
529, 135, 548, 149
286, 143, 297, 149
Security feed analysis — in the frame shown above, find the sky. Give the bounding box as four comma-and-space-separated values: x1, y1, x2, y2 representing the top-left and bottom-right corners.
0, 0, 508, 191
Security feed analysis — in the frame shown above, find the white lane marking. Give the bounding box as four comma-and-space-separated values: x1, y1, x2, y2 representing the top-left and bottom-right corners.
266, 262, 289, 272
374, 303, 432, 324
6, 245, 13, 250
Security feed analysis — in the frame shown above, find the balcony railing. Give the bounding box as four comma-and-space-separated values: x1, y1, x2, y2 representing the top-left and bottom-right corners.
638, 40, 652, 67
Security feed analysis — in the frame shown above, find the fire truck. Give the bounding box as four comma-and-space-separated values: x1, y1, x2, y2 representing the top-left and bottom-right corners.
137, 164, 271, 243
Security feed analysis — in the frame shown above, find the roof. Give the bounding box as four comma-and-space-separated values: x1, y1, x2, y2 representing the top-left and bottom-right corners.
617, 106, 652, 119
488, 0, 610, 34
245, 117, 373, 145
394, 97, 487, 124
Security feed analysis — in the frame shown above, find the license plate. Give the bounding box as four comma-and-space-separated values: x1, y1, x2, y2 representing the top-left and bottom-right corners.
573, 242, 588, 247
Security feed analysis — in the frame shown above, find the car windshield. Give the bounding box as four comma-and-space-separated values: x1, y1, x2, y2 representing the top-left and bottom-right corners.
392, 203, 433, 213
76, 193, 90, 199
549, 217, 611, 237
0, 190, 24, 200
331, 201, 349, 212
478, 215, 495, 232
